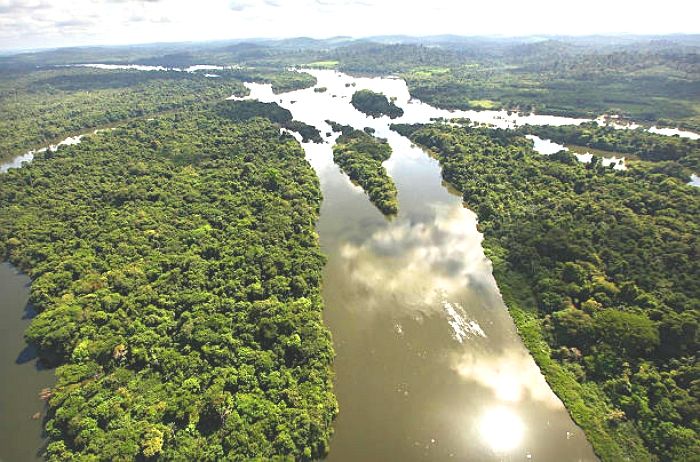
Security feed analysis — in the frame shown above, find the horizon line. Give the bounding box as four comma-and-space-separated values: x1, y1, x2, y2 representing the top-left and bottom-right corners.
3, 32, 700, 55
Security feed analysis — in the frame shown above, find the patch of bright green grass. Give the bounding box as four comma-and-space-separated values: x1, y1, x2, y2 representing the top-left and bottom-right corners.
409, 67, 451, 78
468, 99, 497, 109
307, 60, 339, 69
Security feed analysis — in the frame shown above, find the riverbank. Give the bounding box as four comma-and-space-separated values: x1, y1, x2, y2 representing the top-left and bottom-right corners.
7, 65, 695, 461
488, 254, 652, 461
397, 121, 699, 461
407, 129, 647, 460
0, 96, 249, 166
0, 112, 337, 460
0, 263, 53, 462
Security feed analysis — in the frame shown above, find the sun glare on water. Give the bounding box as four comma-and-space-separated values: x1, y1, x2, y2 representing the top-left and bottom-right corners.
479, 406, 525, 453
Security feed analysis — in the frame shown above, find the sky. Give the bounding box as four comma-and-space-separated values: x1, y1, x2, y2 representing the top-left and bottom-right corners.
0, 0, 699, 51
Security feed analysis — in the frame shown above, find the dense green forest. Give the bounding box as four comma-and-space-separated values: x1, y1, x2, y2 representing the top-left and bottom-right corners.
0, 68, 245, 163
2, 36, 698, 129
519, 122, 700, 173
0, 106, 337, 460
206, 68, 317, 94
216, 100, 322, 143
393, 122, 699, 462
331, 128, 398, 215
0, 67, 317, 163
1, 35, 699, 461
350, 89, 404, 119
324, 41, 700, 130
403, 54, 700, 128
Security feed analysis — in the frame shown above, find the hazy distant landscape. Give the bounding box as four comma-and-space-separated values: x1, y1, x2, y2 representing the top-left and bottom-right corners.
0, 2, 698, 460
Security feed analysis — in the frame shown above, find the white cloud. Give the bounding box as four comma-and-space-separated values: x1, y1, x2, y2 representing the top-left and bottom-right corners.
451, 347, 565, 407
0, 0, 698, 50
0, 0, 51, 13
228, 0, 253, 11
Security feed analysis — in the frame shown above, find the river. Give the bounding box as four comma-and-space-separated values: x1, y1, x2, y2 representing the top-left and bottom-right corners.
526, 135, 627, 170
1, 133, 88, 174
0, 263, 53, 462
240, 69, 598, 461
2, 67, 696, 461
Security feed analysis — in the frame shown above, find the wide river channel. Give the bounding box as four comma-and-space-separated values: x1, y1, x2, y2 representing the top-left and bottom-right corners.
240, 69, 598, 461
8, 67, 697, 460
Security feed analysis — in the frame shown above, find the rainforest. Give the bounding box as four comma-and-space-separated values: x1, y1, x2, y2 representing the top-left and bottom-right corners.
0, 30, 699, 462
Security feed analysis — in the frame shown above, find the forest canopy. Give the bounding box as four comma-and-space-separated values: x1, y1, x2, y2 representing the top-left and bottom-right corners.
0, 67, 318, 163
1, 35, 699, 462
215, 100, 323, 143
519, 121, 700, 173
331, 128, 398, 216
0, 108, 337, 460
350, 89, 404, 119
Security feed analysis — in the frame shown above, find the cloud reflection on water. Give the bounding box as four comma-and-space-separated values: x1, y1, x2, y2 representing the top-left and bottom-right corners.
451, 347, 565, 409
337, 203, 496, 314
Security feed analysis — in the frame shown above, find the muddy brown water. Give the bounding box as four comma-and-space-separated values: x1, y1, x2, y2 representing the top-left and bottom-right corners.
0, 68, 605, 461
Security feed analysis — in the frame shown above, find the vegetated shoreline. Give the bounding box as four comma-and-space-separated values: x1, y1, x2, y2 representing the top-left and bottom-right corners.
399, 69, 700, 133
1, 119, 641, 462
350, 89, 404, 119
399, 139, 620, 459
490, 263, 644, 462
430, 162, 648, 462
0, 107, 338, 460
0, 90, 250, 166
565, 144, 638, 161
338, 62, 700, 136
316, 59, 698, 131
518, 122, 700, 174
1, 108, 185, 166
0, 66, 320, 166
395, 122, 700, 461
331, 128, 398, 216
3, 63, 696, 460
396, 71, 700, 133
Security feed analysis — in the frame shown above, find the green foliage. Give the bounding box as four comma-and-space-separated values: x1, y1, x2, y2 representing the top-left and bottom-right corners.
314, 40, 699, 128
214, 68, 318, 94
3, 36, 699, 460
595, 310, 660, 357
216, 100, 322, 143
325, 120, 354, 136
401, 48, 700, 129
552, 307, 595, 349
331, 43, 458, 75
0, 66, 320, 164
332, 129, 398, 215
397, 122, 700, 461
0, 68, 249, 163
521, 122, 700, 172
350, 89, 404, 119
3, 36, 699, 127
500, 273, 652, 462
0, 110, 337, 460
215, 100, 293, 124
285, 121, 324, 144
331, 39, 700, 129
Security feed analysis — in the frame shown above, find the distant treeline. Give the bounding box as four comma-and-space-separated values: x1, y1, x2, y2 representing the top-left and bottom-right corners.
0, 67, 317, 164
